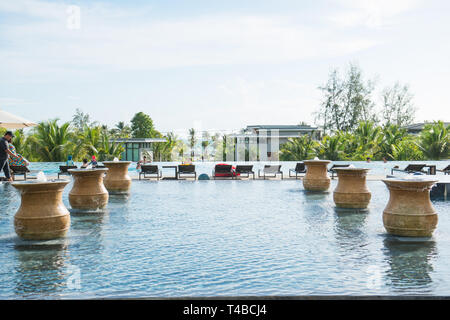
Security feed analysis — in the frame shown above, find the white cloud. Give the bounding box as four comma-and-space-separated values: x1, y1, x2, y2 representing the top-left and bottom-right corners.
330, 0, 422, 28
0, 0, 378, 79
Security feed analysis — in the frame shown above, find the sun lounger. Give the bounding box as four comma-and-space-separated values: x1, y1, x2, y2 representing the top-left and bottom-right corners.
9, 165, 30, 181
289, 162, 306, 179
235, 165, 255, 179
139, 165, 162, 180
58, 165, 78, 179
258, 165, 283, 179
178, 165, 196, 180
328, 164, 350, 179
212, 164, 235, 179
391, 164, 427, 175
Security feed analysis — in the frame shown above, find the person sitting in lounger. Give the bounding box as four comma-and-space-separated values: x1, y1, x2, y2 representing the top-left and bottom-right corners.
136, 156, 150, 170
7, 136, 30, 167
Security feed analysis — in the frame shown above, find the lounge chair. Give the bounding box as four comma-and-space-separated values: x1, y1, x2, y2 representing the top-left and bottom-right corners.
9, 165, 31, 181
178, 165, 196, 180
139, 165, 162, 180
258, 165, 283, 180
437, 164, 450, 175
235, 165, 255, 179
58, 165, 78, 179
391, 164, 427, 175
212, 164, 235, 179
289, 162, 306, 179
328, 164, 350, 179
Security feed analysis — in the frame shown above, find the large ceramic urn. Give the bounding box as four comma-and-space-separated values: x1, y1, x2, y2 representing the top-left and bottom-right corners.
382, 178, 438, 237
68, 168, 109, 211
333, 168, 371, 209
102, 161, 132, 194
302, 160, 331, 192
12, 180, 70, 240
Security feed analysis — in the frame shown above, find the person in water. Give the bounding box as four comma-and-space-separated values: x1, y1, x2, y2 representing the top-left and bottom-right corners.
89, 155, 98, 168
66, 155, 74, 166
81, 158, 89, 168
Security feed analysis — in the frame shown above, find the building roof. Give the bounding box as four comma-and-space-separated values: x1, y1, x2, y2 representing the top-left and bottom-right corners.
110, 138, 166, 143
402, 122, 450, 131
245, 124, 319, 131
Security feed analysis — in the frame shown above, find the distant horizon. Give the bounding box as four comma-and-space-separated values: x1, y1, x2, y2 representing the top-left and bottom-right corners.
1, 0, 450, 134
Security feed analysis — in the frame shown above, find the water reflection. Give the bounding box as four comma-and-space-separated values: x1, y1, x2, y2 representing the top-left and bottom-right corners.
333, 208, 370, 264
108, 193, 130, 203
69, 210, 108, 255
383, 237, 437, 292
13, 240, 69, 297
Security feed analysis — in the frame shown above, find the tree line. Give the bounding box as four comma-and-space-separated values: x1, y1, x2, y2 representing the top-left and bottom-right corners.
280, 63, 448, 161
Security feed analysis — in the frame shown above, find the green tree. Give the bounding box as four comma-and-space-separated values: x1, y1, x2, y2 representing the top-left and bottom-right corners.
201, 131, 210, 161
379, 124, 408, 160
352, 120, 381, 159
381, 82, 416, 127
280, 135, 317, 161
418, 121, 449, 160
112, 121, 131, 138
389, 136, 423, 160
72, 108, 95, 131
188, 128, 196, 161
131, 112, 155, 138
28, 119, 74, 162
316, 134, 344, 161
316, 63, 376, 134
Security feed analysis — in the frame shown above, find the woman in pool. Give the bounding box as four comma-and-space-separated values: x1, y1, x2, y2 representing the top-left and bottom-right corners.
89, 155, 98, 168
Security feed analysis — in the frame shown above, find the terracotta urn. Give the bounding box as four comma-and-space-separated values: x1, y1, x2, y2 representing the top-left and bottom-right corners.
302, 160, 331, 191
333, 168, 371, 208
12, 180, 70, 240
102, 161, 132, 194
68, 168, 109, 211
382, 178, 438, 237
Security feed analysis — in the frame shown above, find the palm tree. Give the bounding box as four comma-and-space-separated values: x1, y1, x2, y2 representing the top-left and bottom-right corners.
280, 135, 317, 161
73, 125, 101, 160
201, 131, 210, 161
28, 119, 74, 162
112, 121, 131, 138
97, 131, 124, 161
188, 128, 196, 161
379, 124, 408, 160
418, 121, 449, 160
389, 136, 424, 160
352, 121, 381, 160
317, 134, 344, 160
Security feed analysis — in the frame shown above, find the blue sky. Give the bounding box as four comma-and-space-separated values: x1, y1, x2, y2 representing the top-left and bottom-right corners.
0, 0, 449, 136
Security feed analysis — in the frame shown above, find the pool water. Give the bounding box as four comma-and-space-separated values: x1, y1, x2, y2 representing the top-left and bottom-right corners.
0, 179, 449, 298
25, 160, 449, 177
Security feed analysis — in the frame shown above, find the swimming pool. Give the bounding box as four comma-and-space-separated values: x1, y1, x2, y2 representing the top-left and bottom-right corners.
24, 160, 450, 177
0, 179, 449, 298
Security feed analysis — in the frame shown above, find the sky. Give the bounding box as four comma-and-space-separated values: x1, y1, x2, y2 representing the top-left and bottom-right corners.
0, 0, 449, 136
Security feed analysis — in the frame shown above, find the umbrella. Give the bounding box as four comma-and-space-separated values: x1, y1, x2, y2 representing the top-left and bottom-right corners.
0, 109, 37, 129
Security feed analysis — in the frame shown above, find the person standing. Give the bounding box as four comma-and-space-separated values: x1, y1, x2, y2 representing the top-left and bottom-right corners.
0, 131, 16, 182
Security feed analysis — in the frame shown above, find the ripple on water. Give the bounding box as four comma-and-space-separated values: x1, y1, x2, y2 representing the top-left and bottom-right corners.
0, 180, 449, 298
